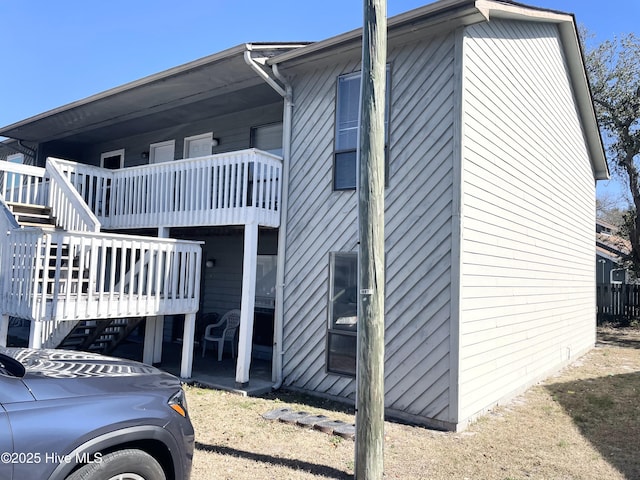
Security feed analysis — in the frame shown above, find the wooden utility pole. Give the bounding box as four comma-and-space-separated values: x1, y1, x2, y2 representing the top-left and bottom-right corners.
355, 0, 387, 478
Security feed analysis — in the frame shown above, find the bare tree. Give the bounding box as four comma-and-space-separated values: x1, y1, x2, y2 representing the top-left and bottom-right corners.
585, 32, 640, 273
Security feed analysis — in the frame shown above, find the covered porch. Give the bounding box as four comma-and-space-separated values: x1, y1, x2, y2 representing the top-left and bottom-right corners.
0, 151, 282, 387
114, 334, 273, 395
0, 43, 293, 389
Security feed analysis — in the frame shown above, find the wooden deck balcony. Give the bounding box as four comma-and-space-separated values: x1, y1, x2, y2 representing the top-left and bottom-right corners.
54, 148, 283, 229
0, 151, 279, 378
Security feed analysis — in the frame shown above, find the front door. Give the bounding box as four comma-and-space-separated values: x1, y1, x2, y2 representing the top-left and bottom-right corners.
99, 149, 124, 216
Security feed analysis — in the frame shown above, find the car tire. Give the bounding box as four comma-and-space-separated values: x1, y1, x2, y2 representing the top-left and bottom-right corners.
65, 448, 166, 480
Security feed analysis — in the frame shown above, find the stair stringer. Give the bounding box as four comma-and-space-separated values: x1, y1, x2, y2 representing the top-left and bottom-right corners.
41, 319, 82, 349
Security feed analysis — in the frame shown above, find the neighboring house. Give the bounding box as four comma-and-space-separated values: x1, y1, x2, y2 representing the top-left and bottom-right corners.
595, 220, 638, 324
596, 220, 630, 285
0, 0, 608, 431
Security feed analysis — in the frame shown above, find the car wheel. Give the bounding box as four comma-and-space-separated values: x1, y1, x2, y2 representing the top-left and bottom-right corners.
66, 448, 166, 480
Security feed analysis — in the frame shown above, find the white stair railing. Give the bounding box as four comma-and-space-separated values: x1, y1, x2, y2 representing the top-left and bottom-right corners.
46, 158, 100, 232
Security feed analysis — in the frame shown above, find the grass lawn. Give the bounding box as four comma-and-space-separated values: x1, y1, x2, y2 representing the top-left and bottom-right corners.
185, 327, 640, 479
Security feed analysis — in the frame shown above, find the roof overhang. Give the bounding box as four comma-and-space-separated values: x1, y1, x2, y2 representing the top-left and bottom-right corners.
0, 43, 306, 145
0, 0, 609, 181
269, 0, 609, 181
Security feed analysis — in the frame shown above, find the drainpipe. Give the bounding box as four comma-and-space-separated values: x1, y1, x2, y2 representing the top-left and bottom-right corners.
243, 47, 287, 98
271, 64, 293, 391
244, 48, 292, 390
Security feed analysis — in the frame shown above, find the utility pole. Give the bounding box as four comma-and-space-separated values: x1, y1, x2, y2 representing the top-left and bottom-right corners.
355, 0, 387, 478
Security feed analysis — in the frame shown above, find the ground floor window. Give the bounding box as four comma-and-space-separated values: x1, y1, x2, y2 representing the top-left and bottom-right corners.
327, 252, 358, 376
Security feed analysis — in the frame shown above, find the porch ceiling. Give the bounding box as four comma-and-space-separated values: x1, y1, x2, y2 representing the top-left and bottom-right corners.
0, 43, 303, 144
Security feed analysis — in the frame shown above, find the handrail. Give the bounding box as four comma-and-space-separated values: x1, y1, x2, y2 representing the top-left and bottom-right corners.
0, 196, 20, 230
1, 229, 202, 323
47, 158, 101, 232
0, 197, 21, 310
0, 161, 47, 205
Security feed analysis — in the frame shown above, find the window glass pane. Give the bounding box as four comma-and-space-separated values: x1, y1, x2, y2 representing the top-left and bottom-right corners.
327, 332, 356, 376
336, 74, 361, 151
327, 252, 357, 376
334, 151, 357, 190
334, 68, 391, 191
330, 253, 358, 330
251, 123, 283, 156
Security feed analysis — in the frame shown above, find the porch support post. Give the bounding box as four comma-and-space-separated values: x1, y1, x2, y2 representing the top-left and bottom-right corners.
143, 317, 157, 365
236, 222, 258, 386
153, 317, 164, 363
181, 312, 196, 378
29, 320, 43, 349
0, 315, 8, 347
153, 226, 170, 363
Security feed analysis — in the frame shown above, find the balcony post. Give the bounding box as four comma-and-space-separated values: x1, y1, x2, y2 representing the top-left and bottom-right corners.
180, 312, 196, 378
0, 315, 8, 347
235, 222, 258, 386
29, 320, 43, 349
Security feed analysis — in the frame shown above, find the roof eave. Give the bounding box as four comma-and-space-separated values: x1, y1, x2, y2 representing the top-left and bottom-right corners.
0, 43, 308, 141
268, 0, 483, 66
269, 0, 609, 182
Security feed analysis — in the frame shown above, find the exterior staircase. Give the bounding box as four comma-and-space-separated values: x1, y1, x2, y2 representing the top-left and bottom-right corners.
57, 318, 144, 354
5, 201, 145, 353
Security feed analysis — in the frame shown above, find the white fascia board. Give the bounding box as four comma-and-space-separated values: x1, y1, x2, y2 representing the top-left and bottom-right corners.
478, 0, 609, 180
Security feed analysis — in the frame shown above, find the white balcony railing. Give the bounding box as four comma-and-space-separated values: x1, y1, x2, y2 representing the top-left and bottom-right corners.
1, 229, 202, 322
53, 148, 282, 229
0, 161, 47, 205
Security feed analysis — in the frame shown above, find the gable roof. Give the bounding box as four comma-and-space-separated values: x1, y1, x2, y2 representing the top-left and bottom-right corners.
0, 0, 607, 180
268, 0, 608, 180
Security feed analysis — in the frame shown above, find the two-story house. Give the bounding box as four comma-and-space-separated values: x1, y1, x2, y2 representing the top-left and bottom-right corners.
0, 0, 607, 431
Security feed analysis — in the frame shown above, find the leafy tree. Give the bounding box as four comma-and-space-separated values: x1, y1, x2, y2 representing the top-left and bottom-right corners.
585, 33, 640, 274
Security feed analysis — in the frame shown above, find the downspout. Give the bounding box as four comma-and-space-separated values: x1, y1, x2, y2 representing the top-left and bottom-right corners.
244, 47, 292, 390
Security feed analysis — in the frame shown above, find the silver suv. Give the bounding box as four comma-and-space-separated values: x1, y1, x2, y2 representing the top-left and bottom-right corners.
0, 347, 193, 480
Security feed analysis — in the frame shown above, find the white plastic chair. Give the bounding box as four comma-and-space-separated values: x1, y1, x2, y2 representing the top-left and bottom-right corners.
201, 309, 241, 361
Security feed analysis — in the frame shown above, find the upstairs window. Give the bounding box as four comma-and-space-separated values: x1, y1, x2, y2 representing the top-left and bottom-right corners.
251, 123, 283, 157
334, 68, 391, 190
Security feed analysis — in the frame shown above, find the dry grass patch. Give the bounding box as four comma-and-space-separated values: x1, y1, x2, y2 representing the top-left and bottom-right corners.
186, 328, 640, 479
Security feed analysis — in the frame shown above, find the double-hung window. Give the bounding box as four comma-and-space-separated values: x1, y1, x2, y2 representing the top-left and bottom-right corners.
334, 68, 391, 190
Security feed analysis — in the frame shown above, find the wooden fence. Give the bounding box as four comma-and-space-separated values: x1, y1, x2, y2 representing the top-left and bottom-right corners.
597, 284, 640, 325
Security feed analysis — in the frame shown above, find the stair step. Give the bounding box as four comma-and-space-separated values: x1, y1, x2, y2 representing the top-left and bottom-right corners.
20, 221, 57, 230
6, 201, 52, 215
6, 201, 57, 229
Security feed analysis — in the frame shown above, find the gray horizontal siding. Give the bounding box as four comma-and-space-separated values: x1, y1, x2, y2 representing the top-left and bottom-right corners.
458, 19, 596, 423
282, 32, 457, 426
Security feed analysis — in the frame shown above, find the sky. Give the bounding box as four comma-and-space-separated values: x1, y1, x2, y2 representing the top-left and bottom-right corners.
1, 0, 638, 201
